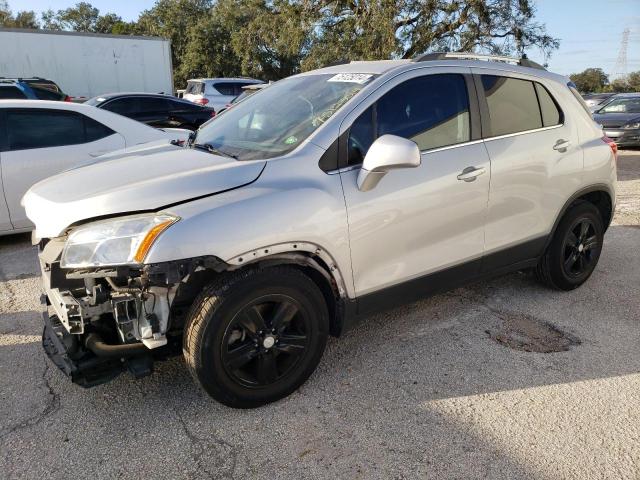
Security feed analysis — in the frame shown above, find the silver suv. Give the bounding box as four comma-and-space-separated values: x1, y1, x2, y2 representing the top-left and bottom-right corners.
182, 77, 263, 111
26, 53, 617, 408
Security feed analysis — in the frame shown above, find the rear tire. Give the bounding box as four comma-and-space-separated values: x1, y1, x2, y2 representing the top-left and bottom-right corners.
535, 201, 604, 291
183, 266, 329, 408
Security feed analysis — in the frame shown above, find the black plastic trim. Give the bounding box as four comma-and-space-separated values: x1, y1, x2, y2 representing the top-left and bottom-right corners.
339, 235, 547, 333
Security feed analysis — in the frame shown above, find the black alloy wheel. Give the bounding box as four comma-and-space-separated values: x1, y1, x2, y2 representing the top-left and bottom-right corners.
183, 266, 329, 408
535, 201, 604, 291
221, 294, 311, 388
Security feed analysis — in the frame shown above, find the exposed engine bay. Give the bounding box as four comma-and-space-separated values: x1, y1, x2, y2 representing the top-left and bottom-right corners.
39, 236, 225, 387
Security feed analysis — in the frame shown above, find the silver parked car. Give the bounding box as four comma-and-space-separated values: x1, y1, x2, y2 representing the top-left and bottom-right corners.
25, 53, 617, 408
182, 77, 263, 111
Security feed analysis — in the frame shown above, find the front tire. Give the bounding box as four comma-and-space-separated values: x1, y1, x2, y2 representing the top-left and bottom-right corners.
183, 266, 329, 408
535, 201, 604, 291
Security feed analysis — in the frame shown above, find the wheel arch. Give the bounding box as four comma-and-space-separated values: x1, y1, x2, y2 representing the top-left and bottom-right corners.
547, 184, 614, 250
168, 243, 350, 338
225, 242, 350, 337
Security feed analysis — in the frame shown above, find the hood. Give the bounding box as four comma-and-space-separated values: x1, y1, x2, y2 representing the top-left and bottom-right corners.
24, 145, 265, 239
593, 112, 640, 128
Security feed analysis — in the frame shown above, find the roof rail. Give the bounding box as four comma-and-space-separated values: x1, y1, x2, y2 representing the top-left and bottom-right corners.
412, 52, 546, 71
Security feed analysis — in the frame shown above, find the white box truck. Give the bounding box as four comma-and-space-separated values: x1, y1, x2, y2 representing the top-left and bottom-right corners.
0, 28, 173, 100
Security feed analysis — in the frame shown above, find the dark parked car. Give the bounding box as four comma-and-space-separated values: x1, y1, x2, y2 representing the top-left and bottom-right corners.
0, 77, 70, 101
593, 93, 640, 147
583, 92, 615, 111
85, 93, 215, 130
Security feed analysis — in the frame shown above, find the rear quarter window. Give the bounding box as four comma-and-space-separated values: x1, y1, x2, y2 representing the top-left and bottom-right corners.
213, 83, 237, 96
534, 83, 563, 127
31, 87, 64, 101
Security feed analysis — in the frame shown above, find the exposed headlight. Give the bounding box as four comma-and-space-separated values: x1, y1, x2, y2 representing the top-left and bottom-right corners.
623, 122, 640, 130
61, 214, 179, 268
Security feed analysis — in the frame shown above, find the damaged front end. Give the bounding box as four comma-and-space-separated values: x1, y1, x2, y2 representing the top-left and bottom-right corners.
39, 235, 221, 387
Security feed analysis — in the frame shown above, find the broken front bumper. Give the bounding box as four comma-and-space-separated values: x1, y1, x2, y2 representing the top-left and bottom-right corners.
41, 299, 151, 387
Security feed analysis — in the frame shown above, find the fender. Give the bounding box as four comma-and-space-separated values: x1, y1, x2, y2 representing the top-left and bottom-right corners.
225, 241, 349, 299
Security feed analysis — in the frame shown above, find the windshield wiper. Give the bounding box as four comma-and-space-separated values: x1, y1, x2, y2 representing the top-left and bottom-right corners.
192, 143, 238, 159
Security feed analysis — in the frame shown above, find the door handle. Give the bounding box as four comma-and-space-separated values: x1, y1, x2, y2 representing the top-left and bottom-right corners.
457, 166, 486, 182
553, 139, 571, 152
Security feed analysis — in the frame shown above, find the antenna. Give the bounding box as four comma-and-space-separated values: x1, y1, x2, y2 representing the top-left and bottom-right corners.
612, 28, 630, 81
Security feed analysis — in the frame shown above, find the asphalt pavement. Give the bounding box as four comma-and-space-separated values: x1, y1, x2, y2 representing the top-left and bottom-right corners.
1, 150, 639, 479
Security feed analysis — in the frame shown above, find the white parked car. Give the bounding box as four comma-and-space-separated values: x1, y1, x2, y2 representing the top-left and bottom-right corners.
182, 78, 263, 111
0, 100, 190, 235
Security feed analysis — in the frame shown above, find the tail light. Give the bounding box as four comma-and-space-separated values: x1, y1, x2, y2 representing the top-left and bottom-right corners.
602, 136, 618, 162
210, 110, 216, 117
64, 95, 72, 102
195, 98, 209, 105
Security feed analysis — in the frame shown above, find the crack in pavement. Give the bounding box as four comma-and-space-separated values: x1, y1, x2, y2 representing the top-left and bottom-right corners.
0, 354, 61, 441
174, 409, 240, 479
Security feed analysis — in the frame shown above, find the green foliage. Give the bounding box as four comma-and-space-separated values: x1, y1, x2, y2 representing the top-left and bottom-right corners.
570, 68, 639, 94
602, 72, 640, 93
40, 2, 124, 32
569, 68, 609, 94
0, 0, 38, 28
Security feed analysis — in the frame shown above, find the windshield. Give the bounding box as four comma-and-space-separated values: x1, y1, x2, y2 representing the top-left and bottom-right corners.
193, 73, 374, 160
598, 97, 640, 114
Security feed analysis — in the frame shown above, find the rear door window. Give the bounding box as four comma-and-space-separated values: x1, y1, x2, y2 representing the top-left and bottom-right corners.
102, 97, 139, 116
138, 97, 169, 113
6, 109, 85, 150
0, 86, 27, 99
481, 76, 542, 136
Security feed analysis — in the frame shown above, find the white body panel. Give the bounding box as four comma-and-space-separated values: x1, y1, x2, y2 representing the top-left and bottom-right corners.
341, 142, 490, 295
0, 163, 11, 231
0, 100, 188, 234
0, 28, 173, 98
3, 134, 125, 229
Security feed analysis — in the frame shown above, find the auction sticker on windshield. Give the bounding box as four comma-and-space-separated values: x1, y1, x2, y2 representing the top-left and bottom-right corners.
328, 73, 373, 84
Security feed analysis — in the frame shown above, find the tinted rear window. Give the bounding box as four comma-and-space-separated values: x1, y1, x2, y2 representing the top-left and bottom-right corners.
186, 81, 204, 95
31, 87, 64, 101
0, 86, 27, 99
481, 76, 542, 136
213, 82, 237, 96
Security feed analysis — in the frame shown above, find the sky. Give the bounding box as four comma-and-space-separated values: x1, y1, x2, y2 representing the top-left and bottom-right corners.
5, 0, 640, 77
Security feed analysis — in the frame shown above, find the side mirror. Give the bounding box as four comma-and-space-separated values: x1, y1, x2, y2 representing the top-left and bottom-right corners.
357, 134, 421, 191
